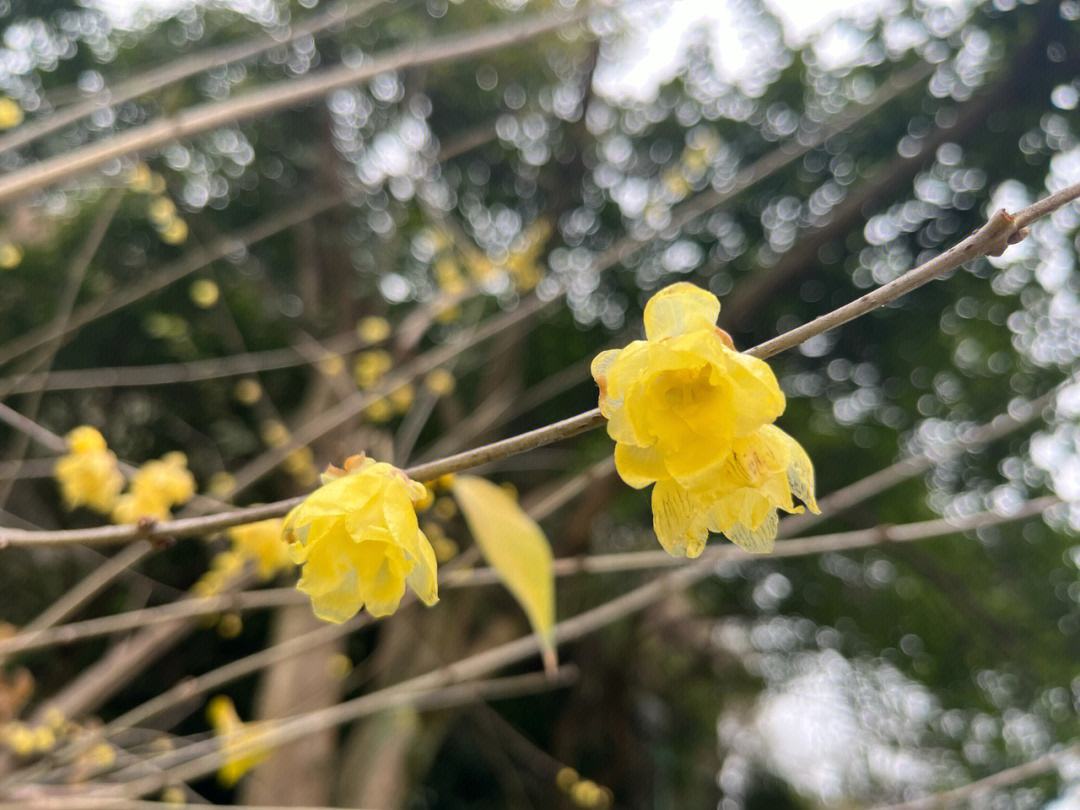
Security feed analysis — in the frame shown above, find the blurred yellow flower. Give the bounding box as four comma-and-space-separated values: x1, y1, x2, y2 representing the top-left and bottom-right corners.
434, 256, 467, 296
504, 220, 550, 291
208, 471, 237, 497
424, 368, 456, 396
233, 378, 262, 405
0, 722, 34, 756
190, 279, 219, 308
317, 353, 345, 377
126, 163, 153, 193
389, 382, 414, 413
227, 518, 291, 580
356, 315, 391, 344
430, 534, 459, 563
0, 242, 23, 269
592, 282, 817, 557
217, 613, 243, 638
159, 217, 188, 245
260, 420, 290, 448
54, 426, 124, 514
364, 398, 393, 423
324, 653, 352, 680
206, 696, 268, 787
0, 97, 24, 129
191, 549, 247, 597
112, 452, 195, 523
284, 455, 438, 622
148, 196, 176, 224
352, 350, 392, 388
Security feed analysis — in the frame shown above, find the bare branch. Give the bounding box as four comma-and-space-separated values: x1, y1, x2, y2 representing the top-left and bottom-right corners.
0, 9, 592, 206
0, 0, 394, 156
1, 181, 1075, 549
0, 193, 346, 371
867, 744, 1080, 810
0, 497, 1055, 656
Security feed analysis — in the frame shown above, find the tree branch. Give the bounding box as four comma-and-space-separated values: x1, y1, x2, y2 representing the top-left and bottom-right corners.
0, 8, 592, 206
2, 178, 1075, 549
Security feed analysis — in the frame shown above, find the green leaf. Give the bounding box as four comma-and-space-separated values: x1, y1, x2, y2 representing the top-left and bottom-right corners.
452, 475, 556, 671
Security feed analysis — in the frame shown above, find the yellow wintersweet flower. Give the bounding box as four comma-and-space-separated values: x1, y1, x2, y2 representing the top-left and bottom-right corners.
159, 217, 188, 245
206, 696, 268, 787
356, 315, 391, 344
148, 196, 176, 224
126, 163, 153, 193
227, 519, 291, 580
651, 424, 818, 556
189, 279, 219, 308
591, 282, 817, 557
284, 455, 438, 622
112, 452, 196, 523
135, 452, 196, 505
389, 382, 414, 413
0, 98, 24, 129
352, 350, 392, 389
0, 242, 23, 269
424, 368, 456, 396
113, 488, 171, 524
54, 427, 124, 514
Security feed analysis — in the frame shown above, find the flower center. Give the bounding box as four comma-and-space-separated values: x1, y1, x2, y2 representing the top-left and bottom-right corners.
659, 366, 713, 410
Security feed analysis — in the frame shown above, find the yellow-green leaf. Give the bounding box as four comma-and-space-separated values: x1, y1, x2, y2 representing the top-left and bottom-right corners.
452, 475, 556, 669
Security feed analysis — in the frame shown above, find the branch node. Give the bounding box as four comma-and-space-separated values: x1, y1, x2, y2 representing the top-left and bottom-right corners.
983, 208, 1022, 257
136, 516, 174, 548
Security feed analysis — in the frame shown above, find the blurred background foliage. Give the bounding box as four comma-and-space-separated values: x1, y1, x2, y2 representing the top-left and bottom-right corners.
0, 0, 1079, 807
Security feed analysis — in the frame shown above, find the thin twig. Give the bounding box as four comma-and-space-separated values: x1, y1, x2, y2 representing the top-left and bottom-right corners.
0, 496, 1055, 656
0, 334, 363, 394
0, 194, 346, 371
0, 9, 593, 205
1, 183, 1075, 549
867, 744, 1080, 810
0, 191, 124, 512
0, 0, 395, 156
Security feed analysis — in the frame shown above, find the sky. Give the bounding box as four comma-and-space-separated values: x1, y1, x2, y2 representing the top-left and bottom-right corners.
92, 0, 894, 102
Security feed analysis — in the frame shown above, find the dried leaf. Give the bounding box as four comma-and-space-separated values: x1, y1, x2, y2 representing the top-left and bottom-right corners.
452, 475, 556, 671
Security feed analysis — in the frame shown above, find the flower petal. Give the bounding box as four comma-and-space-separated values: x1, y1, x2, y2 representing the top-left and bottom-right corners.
725, 509, 778, 554
651, 480, 708, 558
405, 530, 440, 607
761, 425, 820, 514
643, 282, 721, 342
613, 443, 668, 489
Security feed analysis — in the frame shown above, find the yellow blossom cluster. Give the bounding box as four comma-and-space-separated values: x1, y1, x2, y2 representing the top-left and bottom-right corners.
284, 455, 438, 622
190, 548, 248, 598
0, 722, 56, 757
0, 709, 74, 759
147, 195, 188, 244
353, 349, 392, 389
113, 452, 196, 524
125, 162, 166, 195
592, 283, 818, 557
53, 427, 124, 514
226, 518, 292, 581
556, 767, 613, 809
206, 695, 269, 786
502, 219, 550, 291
